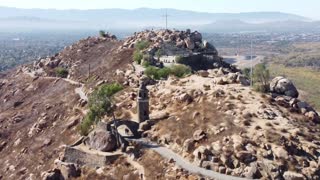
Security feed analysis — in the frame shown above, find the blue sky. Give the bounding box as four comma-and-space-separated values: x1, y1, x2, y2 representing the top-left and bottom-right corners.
0, 0, 318, 19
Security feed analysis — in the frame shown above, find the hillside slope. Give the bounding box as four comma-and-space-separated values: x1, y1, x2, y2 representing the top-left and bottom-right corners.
0, 30, 319, 180
0, 35, 134, 179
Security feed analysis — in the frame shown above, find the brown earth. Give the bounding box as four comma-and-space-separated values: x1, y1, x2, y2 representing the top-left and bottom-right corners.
0, 36, 134, 179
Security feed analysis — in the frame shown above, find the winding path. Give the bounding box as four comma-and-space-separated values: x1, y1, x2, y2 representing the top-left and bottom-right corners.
130, 138, 247, 180
24, 71, 88, 101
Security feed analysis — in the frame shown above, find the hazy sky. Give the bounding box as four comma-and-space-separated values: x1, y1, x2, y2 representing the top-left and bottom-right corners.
0, 0, 319, 19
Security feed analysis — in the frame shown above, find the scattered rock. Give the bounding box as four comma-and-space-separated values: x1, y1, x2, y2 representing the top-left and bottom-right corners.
54, 159, 81, 179
183, 139, 195, 152
198, 70, 209, 77
0, 141, 7, 152
139, 120, 152, 131
65, 116, 80, 129
41, 169, 64, 180
237, 75, 250, 86
235, 151, 257, 164
193, 130, 207, 141
273, 146, 288, 159
13, 101, 24, 108
243, 162, 262, 179
150, 111, 169, 120
283, 171, 305, 180
178, 93, 193, 103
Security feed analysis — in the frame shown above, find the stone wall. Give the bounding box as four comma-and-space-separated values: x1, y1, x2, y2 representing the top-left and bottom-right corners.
62, 146, 121, 168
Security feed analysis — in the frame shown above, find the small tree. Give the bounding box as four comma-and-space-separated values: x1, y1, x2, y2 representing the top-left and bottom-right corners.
99, 30, 106, 37
253, 63, 270, 93
242, 67, 251, 79
79, 83, 123, 136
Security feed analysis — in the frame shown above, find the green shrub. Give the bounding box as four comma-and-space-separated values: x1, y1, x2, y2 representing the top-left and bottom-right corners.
145, 66, 161, 79
169, 64, 191, 78
79, 83, 123, 136
133, 50, 143, 64
135, 40, 150, 50
79, 110, 97, 136
99, 30, 106, 37
55, 67, 68, 78
142, 61, 151, 67
145, 64, 191, 80
253, 63, 270, 87
157, 67, 171, 79
242, 67, 251, 79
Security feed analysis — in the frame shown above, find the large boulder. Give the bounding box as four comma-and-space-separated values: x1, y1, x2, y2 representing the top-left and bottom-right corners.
87, 130, 117, 152
184, 37, 195, 50
191, 31, 202, 42
270, 77, 299, 98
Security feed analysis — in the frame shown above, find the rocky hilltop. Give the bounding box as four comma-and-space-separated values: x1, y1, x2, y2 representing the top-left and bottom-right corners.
121, 29, 217, 53
0, 29, 319, 180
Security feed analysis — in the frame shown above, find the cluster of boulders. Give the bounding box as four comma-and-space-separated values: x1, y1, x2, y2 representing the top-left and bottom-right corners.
270, 76, 319, 123
183, 132, 320, 179
195, 68, 249, 86
121, 29, 217, 54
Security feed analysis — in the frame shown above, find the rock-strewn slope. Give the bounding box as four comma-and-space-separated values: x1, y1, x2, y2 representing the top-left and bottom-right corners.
1, 30, 320, 180
0, 35, 135, 179
114, 68, 320, 179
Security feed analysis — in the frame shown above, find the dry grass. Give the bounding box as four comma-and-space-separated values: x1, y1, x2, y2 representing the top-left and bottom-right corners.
139, 150, 173, 180
76, 157, 138, 180
156, 100, 243, 145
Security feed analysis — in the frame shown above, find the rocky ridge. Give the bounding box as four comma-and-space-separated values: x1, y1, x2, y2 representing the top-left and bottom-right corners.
0, 29, 320, 180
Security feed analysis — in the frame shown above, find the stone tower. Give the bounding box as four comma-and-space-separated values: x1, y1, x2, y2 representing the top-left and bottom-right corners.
137, 81, 149, 123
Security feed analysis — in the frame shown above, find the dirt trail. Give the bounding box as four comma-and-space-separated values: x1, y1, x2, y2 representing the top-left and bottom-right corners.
24, 72, 88, 101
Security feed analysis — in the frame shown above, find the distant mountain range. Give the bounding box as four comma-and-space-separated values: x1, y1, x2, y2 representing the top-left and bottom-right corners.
0, 6, 318, 33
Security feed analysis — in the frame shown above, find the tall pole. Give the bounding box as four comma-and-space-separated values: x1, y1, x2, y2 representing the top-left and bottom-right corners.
165, 9, 168, 30
250, 36, 253, 87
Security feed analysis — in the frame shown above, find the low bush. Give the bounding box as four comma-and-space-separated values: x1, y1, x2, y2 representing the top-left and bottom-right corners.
135, 40, 150, 50
170, 64, 191, 78
55, 67, 68, 78
142, 61, 151, 67
145, 64, 191, 80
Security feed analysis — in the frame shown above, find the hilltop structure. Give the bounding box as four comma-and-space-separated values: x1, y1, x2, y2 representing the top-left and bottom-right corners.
121, 29, 236, 71
137, 79, 149, 123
